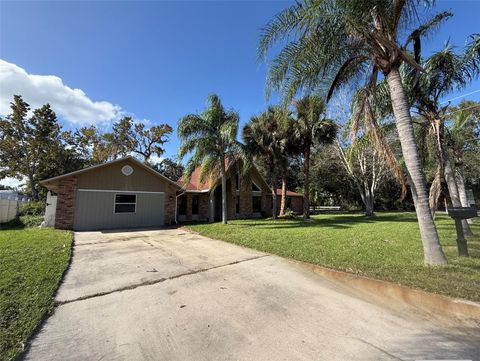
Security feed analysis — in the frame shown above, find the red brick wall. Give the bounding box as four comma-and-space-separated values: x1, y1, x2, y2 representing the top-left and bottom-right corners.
198, 193, 209, 221
290, 196, 304, 214
55, 177, 77, 230
164, 183, 177, 225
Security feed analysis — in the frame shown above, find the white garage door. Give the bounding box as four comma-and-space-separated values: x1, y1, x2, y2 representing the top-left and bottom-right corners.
74, 189, 165, 231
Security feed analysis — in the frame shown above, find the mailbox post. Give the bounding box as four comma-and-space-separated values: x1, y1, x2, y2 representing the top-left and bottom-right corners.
446, 207, 478, 257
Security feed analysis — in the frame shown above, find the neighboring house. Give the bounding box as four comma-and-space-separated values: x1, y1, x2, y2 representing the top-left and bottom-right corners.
40, 156, 303, 231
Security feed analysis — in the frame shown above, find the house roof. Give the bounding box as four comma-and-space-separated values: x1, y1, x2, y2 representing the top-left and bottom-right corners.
276, 189, 303, 197
177, 159, 236, 192
41, 156, 182, 191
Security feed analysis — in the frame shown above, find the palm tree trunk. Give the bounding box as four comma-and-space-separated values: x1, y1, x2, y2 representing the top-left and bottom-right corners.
303, 147, 310, 220
455, 161, 473, 225
443, 153, 473, 236
432, 117, 473, 236
386, 68, 447, 265
271, 182, 278, 220
220, 156, 228, 224
280, 177, 287, 216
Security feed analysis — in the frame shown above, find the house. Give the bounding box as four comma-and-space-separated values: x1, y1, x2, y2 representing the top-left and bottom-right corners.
40, 156, 303, 231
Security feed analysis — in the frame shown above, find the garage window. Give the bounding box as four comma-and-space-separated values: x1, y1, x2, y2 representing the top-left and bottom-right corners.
114, 194, 136, 213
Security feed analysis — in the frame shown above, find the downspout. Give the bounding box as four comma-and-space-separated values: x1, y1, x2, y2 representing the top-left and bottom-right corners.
175, 191, 186, 225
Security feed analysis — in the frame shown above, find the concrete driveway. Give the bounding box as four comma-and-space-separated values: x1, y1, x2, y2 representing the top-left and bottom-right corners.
24, 229, 479, 361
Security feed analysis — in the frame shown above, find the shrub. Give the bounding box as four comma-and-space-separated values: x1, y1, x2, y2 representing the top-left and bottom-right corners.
19, 201, 45, 216
20, 215, 44, 228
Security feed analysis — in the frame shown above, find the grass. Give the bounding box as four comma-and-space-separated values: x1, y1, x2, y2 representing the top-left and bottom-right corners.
185, 212, 480, 302
0, 222, 72, 361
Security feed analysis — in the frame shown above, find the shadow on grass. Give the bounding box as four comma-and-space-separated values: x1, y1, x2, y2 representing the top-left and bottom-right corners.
226, 213, 419, 230
0, 217, 26, 230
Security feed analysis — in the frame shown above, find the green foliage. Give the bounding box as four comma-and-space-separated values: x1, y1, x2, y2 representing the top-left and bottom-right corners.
152, 158, 184, 181
243, 106, 293, 187
0, 96, 83, 200
19, 201, 45, 216
186, 213, 480, 301
0, 228, 72, 360
178, 94, 242, 185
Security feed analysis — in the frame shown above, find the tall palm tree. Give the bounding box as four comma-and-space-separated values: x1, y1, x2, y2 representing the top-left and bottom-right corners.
258, 0, 452, 264
293, 96, 337, 219
448, 105, 480, 224
178, 94, 241, 224
361, 38, 480, 235
243, 106, 291, 219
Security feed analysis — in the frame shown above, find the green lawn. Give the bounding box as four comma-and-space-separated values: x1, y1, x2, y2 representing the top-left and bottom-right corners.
0, 225, 72, 361
185, 212, 480, 302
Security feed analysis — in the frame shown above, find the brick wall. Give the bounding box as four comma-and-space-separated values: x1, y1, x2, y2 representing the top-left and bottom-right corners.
55, 177, 77, 230
164, 183, 177, 225
198, 193, 209, 221
290, 196, 304, 214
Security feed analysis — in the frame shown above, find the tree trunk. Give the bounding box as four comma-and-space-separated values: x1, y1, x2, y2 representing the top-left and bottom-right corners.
220, 157, 228, 224
443, 154, 473, 236
280, 177, 287, 216
364, 189, 375, 217
303, 147, 311, 220
432, 117, 473, 236
28, 173, 38, 201
428, 166, 442, 219
455, 162, 473, 225
271, 182, 278, 220
386, 68, 447, 265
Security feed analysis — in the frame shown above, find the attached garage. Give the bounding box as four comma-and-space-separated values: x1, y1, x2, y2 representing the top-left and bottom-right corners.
74, 190, 165, 231
40, 156, 180, 231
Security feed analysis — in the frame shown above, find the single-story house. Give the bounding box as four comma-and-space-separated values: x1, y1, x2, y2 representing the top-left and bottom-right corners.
41, 156, 303, 231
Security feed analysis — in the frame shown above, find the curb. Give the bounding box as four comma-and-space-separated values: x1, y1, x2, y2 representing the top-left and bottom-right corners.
291, 259, 480, 322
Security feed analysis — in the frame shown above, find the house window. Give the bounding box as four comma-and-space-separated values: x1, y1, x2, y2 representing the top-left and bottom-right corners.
252, 182, 261, 192
236, 172, 240, 191
178, 195, 187, 215
192, 195, 199, 215
114, 194, 136, 213
252, 196, 262, 213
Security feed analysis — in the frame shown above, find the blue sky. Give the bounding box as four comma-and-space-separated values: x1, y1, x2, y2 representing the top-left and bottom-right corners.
1, 0, 479, 168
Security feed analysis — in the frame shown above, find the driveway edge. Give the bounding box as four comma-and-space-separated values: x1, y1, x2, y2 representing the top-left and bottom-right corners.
290, 258, 480, 322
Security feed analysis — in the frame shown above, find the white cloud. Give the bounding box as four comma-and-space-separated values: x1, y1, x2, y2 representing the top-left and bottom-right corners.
0, 59, 122, 125
0, 177, 25, 190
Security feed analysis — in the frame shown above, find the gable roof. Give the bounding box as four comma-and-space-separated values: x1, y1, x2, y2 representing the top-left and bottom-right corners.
41, 156, 181, 191
177, 159, 237, 192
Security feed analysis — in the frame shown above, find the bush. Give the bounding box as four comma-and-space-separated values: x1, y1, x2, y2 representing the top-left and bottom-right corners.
20, 215, 44, 227
0, 215, 44, 230
19, 201, 45, 216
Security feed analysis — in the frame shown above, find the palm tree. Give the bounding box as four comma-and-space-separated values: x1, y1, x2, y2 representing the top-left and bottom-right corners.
178, 94, 241, 224
361, 38, 480, 235
258, 0, 452, 265
243, 106, 291, 219
293, 95, 337, 219
448, 104, 480, 224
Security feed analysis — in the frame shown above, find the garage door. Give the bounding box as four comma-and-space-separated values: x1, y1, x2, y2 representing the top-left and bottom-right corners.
74, 190, 165, 231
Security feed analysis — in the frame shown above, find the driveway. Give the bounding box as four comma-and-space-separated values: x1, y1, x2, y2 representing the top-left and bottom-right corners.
24, 229, 479, 361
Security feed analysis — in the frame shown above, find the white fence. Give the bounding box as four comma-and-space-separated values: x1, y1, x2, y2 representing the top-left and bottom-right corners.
0, 199, 20, 223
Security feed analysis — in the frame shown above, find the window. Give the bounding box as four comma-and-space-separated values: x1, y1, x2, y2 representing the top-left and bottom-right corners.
286, 197, 292, 209
192, 195, 199, 215
114, 194, 136, 213
252, 182, 261, 192
178, 195, 187, 216
252, 196, 262, 213
236, 173, 240, 191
